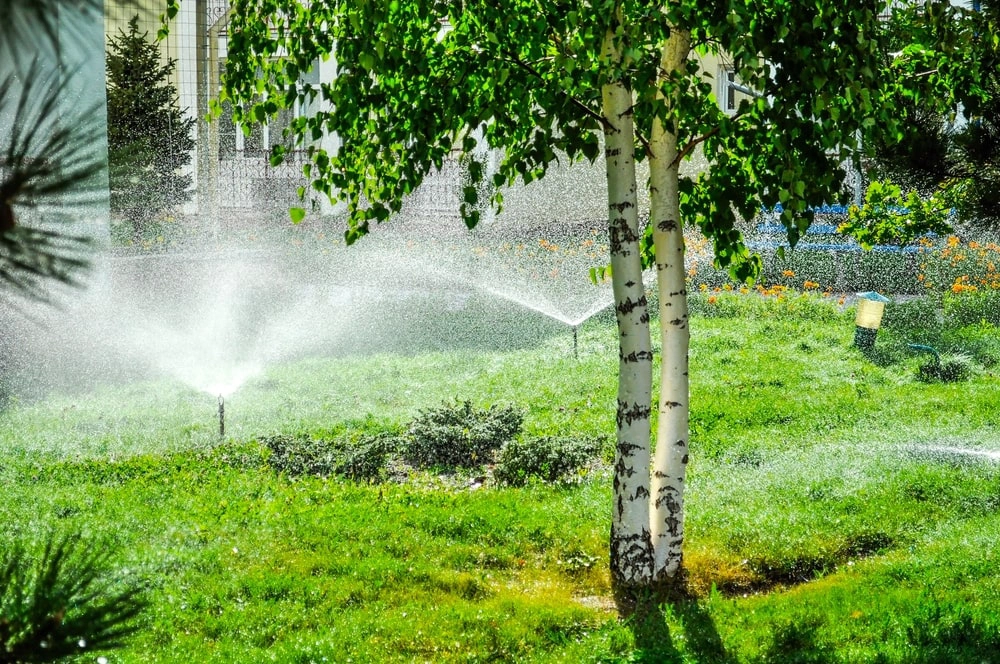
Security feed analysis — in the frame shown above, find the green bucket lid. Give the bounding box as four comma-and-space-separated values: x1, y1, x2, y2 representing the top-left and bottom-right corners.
857, 291, 891, 304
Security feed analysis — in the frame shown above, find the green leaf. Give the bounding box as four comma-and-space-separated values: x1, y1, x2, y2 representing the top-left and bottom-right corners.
289, 207, 306, 224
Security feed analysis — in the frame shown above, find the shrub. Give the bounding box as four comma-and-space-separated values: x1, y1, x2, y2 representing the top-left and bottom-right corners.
337, 433, 398, 483
943, 289, 1000, 328
261, 433, 338, 477
881, 296, 943, 332
404, 400, 523, 469
494, 436, 603, 487
916, 353, 975, 383
260, 432, 397, 482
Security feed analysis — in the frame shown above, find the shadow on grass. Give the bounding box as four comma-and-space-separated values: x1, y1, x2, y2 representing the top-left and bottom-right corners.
628, 595, 735, 664
627, 593, 840, 664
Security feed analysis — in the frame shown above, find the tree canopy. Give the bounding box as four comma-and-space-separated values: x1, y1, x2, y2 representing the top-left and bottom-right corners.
221, 0, 897, 273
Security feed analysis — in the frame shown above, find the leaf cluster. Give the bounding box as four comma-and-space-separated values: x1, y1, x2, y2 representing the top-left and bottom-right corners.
838, 179, 953, 249
0, 0, 110, 301
872, 1, 1000, 229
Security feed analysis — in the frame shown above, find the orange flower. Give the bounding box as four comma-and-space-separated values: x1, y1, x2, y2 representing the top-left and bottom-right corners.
782, 270, 795, 277
947, 235, 960, 247
708, 296, 717, 304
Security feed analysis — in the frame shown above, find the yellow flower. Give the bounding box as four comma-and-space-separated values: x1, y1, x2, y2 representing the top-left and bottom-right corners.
782, 270, 795, 277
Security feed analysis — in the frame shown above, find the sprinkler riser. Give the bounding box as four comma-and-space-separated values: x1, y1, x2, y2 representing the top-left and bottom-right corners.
854, 326, 878, 351
218, 395, 225, 439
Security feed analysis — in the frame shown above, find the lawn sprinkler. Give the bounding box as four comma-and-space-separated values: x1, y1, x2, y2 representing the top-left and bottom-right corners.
908, 343, 941, 365
218, 395, 225, 439
854, 291, 891, 351
572, 324, 579, 360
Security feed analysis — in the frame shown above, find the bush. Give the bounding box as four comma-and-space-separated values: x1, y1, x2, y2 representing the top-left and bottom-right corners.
404, 400, 523, 469
337, 433, 398, 482
494, 436, 603, 487
260, 432, 397, 482
916, 353, 975, 383
881, 296, 943, 332
943, 290, 1000, 328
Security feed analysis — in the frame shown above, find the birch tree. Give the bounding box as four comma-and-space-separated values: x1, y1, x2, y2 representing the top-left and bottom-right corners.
216, 0, 899, 608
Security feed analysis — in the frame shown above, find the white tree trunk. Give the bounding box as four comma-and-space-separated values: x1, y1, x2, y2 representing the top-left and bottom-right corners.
602, 22, 654, 589
648, 28, 692, 582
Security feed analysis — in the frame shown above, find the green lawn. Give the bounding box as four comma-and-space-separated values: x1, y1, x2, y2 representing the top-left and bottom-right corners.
1, 293, 999, 662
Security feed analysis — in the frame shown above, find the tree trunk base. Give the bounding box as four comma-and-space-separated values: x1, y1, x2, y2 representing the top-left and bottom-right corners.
612, 566, 692, 618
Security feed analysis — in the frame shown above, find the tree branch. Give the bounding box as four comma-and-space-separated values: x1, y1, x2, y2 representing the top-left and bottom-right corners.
672, 126, 720, 167
502, 53, 612, 133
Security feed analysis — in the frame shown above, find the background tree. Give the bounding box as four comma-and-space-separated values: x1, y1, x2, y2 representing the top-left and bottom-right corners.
215, 0, 902, 609
871, 0, 1000, 230
106, 15, 195, 245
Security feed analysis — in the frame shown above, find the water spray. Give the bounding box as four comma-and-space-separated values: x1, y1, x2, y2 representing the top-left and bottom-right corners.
218, 395, 225, 439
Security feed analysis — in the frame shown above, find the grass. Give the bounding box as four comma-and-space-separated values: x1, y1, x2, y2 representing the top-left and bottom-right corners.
1, 292, 999, 662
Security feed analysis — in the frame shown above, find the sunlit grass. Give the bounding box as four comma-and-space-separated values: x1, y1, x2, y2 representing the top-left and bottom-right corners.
1, 294, 998, 661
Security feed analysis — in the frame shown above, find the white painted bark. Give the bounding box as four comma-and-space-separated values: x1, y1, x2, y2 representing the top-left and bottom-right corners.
602, 22, 654, 588
648, 28, 692, 582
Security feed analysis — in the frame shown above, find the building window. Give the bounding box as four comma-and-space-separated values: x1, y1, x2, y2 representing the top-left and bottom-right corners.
719, 66, 738, 114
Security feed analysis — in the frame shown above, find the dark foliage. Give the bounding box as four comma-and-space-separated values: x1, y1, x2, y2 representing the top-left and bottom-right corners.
0, 532, 146, 662
873, 1, 1000, 229
916, 354, 974, 383
106, 16, 195, 244
403, 400, 523, 469
0, 65, 99, 300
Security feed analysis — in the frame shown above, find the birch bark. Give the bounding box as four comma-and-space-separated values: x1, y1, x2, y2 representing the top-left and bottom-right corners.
648, 28, 692, 583
602, 21, 654, 590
